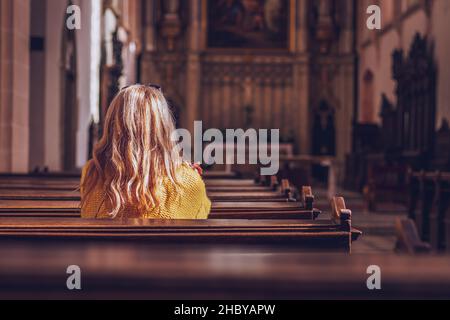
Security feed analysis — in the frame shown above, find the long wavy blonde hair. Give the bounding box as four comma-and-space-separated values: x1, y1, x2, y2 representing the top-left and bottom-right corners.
81, 85, 182, 218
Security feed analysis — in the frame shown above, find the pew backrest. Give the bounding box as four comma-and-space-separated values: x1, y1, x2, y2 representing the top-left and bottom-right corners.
0, 217, 361, 252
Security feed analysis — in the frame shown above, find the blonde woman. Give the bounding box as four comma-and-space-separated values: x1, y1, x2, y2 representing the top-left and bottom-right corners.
80, 84, 211, 219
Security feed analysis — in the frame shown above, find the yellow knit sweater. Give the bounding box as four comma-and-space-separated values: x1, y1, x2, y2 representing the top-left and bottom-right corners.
80, 162, 211, 219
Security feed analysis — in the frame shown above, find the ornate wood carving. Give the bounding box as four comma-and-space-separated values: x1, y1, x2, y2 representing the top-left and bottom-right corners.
200, 54, 294, 139
433, 119, 450, 170
392, 33, 437, 162
99, 16, 125, 136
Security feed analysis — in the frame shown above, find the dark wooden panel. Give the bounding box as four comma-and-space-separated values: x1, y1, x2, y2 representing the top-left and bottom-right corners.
0, 217, 360, 253
0, 190, 289, 202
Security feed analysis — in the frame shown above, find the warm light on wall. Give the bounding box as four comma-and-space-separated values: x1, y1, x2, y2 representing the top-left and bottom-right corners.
90, 0, 101, 124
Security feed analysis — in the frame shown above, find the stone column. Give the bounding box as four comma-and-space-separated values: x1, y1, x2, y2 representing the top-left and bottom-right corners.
336, 59, 355, 169
140, 0, 159, 85
293, 0, 310, 154
184, 0, 201, 134
337, 0, 356, 182
0, 0, 31, 173
143, 0, 156, 53
339, 0, 354, 54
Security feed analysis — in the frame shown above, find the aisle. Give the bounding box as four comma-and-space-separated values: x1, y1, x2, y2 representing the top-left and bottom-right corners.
314, 187, 406, 254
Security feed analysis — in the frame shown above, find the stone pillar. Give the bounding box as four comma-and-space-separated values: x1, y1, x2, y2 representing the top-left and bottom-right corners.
293, 58, 310, 154
184, 0, 201, 134
0, 0, 30, 173
336, 59, 355, 170
143, 0, 156, 53
141, 0, 160, 85
294, 0, 310, 154
339, 0, 354, 54
336, 0, 356, 182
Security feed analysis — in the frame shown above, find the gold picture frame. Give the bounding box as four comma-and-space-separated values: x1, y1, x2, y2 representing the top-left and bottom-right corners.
201, 0, 296, 52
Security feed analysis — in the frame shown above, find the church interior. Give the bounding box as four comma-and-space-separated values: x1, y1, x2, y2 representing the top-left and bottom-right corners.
1, 0, 450, 300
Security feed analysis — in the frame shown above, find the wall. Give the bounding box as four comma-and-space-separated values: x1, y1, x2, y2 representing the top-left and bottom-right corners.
43, 0, 66, 170
29, 0, 46, 170
0, 0, 30, 173
40, 0, 96, 170
75, 0, 98, 169
432, 0, 450, 126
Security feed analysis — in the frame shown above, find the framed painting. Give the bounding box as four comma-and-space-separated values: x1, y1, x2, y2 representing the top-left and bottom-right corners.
202, 0, 295, 51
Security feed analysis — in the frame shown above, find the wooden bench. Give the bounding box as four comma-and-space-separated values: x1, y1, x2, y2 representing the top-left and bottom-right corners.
0, 199, 320, 220
0, 175, 320, 220
0, 190, 291, 202
0, 172, 243, 191
0, 187, 295, 203
0, 197, 360, 252
0, 171, 238, 180
409, 171, 450, 252
0, 174, 295, 198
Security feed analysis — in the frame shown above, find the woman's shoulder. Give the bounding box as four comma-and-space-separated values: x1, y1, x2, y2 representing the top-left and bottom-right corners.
176, 162, 205, 188
172, 163, 211, 219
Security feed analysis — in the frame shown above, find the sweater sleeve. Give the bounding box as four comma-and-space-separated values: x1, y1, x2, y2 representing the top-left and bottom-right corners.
178, 165, 211, 219
80, 162, 88, 195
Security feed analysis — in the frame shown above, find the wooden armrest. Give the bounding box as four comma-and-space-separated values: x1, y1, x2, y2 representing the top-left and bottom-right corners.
302, 186, 314, 210
270, 176, 279, 190
281, 179, 297, 202
331, 197, 352, 232
281, 179, 290, 195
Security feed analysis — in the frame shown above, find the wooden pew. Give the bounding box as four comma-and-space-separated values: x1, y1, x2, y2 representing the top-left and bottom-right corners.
0, 199, 320, 220
0, 189, 292, 202
0, 175, 273, 189
0, 174, 321, 220
1, 243, 449, 299
0, 170, 237, 180
409, 171, 450, 252
0, 171, 241, 191
0, 177, 296, 201
0, 197, 360, 253
0, 174, 295, 199
0, 181, 275, 193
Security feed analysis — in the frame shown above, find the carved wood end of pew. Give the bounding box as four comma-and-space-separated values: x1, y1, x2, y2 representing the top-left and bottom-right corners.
330, 197, 361, 252
281, 179, 296, 202
270, 176, 279, 191
302, 186, 314, 211
281, 179, 290, 195
331, 197, 351, 232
